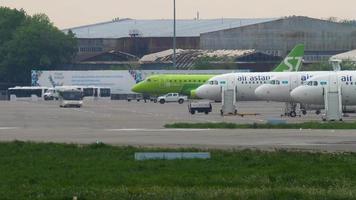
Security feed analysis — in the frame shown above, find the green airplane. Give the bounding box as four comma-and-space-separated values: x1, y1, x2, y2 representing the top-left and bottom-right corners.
131, 44, 305, 96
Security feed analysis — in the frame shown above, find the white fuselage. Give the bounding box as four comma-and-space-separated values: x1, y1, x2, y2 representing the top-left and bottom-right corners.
196, 72, 285, 101
291, 71, 356, 105
254, 71, 328, 102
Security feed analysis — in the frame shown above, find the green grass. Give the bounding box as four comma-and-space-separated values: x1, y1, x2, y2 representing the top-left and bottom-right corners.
1, 141, 356, 199
164, 122, 356, 129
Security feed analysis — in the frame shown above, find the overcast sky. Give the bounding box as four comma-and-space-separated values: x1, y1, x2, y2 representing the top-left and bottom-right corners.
2, 0, 356, 29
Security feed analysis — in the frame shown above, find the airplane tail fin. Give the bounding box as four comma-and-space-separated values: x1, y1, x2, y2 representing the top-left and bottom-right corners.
272, 44, 305, 72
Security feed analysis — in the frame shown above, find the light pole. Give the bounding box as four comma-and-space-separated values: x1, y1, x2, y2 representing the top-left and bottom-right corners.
173, 0, 176, 68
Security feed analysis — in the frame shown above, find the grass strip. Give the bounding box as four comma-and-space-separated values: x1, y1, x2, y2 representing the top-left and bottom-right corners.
164, 122, 356, 129
1, 141, 356, 199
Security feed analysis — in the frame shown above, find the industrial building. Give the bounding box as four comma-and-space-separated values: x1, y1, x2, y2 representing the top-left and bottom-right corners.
64, 18, 274, 61
64, 16, 356, 70
201, 16, 356, 63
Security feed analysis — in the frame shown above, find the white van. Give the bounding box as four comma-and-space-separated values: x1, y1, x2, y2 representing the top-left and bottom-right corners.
58, 88, 83, 108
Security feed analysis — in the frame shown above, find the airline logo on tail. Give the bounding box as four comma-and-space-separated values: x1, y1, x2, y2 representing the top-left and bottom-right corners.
273, 44, 305, 72
283, 56, 303, 72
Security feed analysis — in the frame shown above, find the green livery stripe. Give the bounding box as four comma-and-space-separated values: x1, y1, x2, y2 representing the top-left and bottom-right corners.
272, 44, 305, 72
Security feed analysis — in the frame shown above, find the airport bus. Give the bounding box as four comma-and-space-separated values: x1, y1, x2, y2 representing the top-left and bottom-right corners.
81, 86, 111, 100
44, 86, 111, 101
8, 86, 48, 101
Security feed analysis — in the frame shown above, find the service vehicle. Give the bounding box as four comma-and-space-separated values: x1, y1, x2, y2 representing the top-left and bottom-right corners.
188, 101, 212, 114
58, 88, 83, 108
44, 88, 59, 100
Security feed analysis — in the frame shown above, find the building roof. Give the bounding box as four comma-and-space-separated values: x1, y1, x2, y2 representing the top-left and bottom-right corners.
330, 49, 356, 62
64, 18, 276, 38
139, 49, 279, 69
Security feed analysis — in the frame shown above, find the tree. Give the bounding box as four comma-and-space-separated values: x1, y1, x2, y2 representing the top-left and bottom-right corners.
0, 7, 77, 86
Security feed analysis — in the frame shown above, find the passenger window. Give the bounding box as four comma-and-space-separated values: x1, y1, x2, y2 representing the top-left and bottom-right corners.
275, 80, 280, 85
167, 94, 172, 97
173, 94, 177, 96
270, 80, 275, 85
307, 81, 313, 86
214, 80, 218, 85
313, 81, 318, 86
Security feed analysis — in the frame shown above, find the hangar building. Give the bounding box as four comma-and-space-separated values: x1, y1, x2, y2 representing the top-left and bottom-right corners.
200, 16, 356, 63
64, 16, 356, 69
64, 18, 274, 61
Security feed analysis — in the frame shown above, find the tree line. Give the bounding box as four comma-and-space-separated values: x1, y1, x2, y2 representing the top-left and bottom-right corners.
0, 7, 77, 88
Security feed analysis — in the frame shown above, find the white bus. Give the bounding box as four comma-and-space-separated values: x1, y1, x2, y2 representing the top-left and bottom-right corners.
51, 86, 111, 101
8, 86, 48, 101
81, 86, 111, 100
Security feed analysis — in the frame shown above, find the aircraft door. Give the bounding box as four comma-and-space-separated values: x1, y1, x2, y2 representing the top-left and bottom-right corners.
160, 78, 166, 88
290, 75, 299, 92
226, 76, 236, 90
328, 73, 339, 92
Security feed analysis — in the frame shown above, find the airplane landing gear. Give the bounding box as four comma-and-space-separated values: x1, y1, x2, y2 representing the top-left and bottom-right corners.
289, 111, 297, 118
283, 103, 299, 118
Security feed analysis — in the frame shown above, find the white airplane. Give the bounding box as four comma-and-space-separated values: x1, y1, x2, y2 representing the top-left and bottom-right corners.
254, 72, 328, 116
291, 71, 356, 106
196, 72, 285, 101
196, 71, 327, 117
195, 44, 305, 101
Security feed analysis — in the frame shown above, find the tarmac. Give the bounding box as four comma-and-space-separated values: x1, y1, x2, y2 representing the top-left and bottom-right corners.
1, 100, 356, 152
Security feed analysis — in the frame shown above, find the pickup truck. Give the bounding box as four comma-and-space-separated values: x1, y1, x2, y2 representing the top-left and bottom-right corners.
157, 93, 188, 104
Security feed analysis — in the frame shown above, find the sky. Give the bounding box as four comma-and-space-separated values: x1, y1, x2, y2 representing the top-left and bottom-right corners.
2, 0, 356, 29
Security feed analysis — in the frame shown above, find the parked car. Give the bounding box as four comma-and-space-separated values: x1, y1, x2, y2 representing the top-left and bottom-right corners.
157, 93, 188, 104
44, 88, 59, 100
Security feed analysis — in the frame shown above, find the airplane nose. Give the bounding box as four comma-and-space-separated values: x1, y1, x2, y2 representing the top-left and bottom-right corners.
131, 82, 143, 93
254, 85, 268, 100
196, 85, 221, 100
196, 85, 210, 99
290, 87, 303, 103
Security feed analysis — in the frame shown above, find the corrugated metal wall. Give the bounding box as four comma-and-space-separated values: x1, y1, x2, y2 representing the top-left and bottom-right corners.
200, 17, 356, 57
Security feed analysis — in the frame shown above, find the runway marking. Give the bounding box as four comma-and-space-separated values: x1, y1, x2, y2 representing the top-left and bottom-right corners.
105, 128, 210, 132
0, 127, 19, 130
